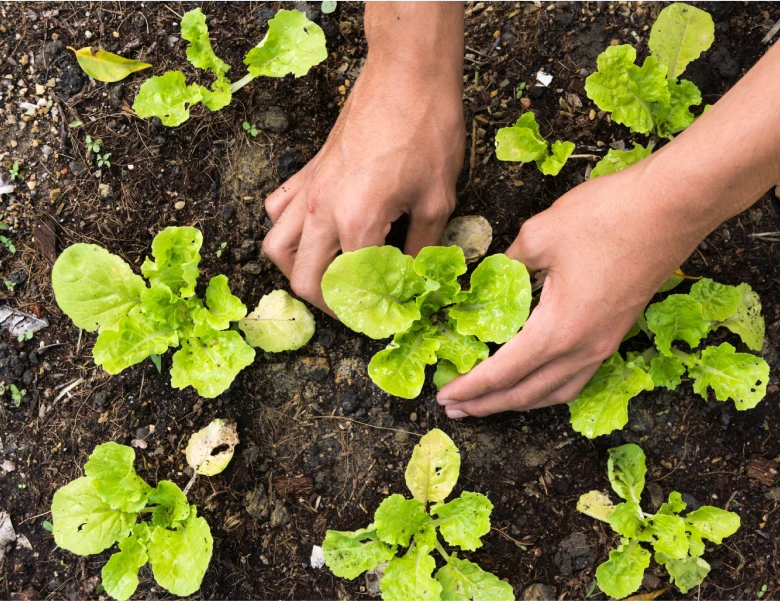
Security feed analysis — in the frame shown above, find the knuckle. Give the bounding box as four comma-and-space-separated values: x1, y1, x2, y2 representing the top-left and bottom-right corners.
305, 179, 329, 214
290, 277, 314, 300
261, 231, 284, 261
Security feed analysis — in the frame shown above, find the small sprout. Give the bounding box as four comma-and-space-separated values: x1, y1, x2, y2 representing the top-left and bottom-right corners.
0, 233, 16, 254
242, 121, 258, 137
97, 153, 111, 168
10, 385, 25, 407
758, 584, 768, 599
515, 82, 526, 99
42, 520, 54, 533
85, 135, 103, 153
9, 161, 23, 181
4, 280, 15, 291
321, 0, 338, 14
216, 241, 227, 258
185, 418, 239, 476
17, 331, 33, 343
149, 353, 162, 372
69, 120, 83, 128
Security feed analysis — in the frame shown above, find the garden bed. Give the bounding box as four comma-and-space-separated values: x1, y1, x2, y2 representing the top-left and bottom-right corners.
1, 2, 779, 599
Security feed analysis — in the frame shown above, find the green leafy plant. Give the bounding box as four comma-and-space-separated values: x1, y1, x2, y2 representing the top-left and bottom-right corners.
51, 420, 237, 601
17, 331, 33, 343
97, 152, 111, 168
132, 8, 327, 127
323, 429, 513, 601
9, 384, 25, 407
9, 161, 22, 181
5, 279, 15, 291
51, 226, 315, 398
0, 221, 16, 254
578, 444, 739, 597
242, 121, 258, 137
570, 277, 768, 438
321, 245, 531, 398
496, 3, 713, 177
85, 135, 102, 154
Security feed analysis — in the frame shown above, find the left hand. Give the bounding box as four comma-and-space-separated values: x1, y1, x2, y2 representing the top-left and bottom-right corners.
436, 156, 708, 418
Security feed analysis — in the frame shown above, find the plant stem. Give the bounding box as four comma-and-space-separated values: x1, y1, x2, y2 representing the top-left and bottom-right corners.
139, 507, 155, 514
182, 472, 198, 497
434, 539, 451, 563
229, 73, 255, 94
569, 154, 602, 160
641, 347, 659, 364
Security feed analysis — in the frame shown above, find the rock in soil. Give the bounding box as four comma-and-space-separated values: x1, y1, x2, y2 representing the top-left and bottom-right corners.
224, 144, 277, 205
521, 583, 555, 601
646, 481, 664, 510
442, 215, 493, 262
295, 357, 330, 383
244, 484, 270, 522
276, 149, 301, 180
553, 532, 597, 575
260, 106, 289, 133
642, 573, 662, 591
269, 503, 291, 528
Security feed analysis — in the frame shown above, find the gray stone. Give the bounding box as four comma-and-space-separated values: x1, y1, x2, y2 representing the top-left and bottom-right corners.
69, 160, 87, 175
521, 583, 555, 601
270, 503, 291, 528
295, 357, 330, 383
553, 533, 596, 575
260, 106, 289, 133
628, 406, 655, 434
244, 484, 270, 522
109, 83, 124, 108
646, 481, 664, 510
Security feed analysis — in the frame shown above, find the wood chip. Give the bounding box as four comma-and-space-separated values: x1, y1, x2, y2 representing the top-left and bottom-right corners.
33, 216, 57, 265
746, 456, 778, 486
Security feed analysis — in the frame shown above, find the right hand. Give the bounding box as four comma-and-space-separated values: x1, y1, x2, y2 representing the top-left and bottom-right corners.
262, 52, 465, 315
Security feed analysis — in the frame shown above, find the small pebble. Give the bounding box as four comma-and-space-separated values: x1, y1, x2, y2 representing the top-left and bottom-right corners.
174, 201, 186, 210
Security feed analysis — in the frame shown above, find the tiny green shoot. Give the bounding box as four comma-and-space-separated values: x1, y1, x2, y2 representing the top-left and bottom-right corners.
85, 135, 103, 153
242, 121, 258, 137
9, 161, 22, 181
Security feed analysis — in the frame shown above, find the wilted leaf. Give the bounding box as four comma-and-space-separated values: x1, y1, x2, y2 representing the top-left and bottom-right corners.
185, 419, 239, 476
69, 47, 151, 83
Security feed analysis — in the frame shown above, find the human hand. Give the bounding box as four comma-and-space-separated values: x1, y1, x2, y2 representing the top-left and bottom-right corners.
262, 3, 465, 315
436, 158, 712, 418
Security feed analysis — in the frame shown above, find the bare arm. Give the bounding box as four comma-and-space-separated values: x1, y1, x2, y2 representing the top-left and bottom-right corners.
438, 42, 780, 418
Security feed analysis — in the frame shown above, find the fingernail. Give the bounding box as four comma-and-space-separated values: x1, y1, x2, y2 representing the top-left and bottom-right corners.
437, 398, 456, 406
446, 409, 468, 419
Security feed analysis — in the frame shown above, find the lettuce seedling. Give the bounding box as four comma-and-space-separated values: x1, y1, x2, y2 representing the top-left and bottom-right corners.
578, 444, 740, 597
323, 429, 513, 601
132, 8, 326, 126
52, 226, 315, 398
569, 278, 769, 438
321, 245, 531, 398
495, 112, 576, 175
53, 444, 208, 599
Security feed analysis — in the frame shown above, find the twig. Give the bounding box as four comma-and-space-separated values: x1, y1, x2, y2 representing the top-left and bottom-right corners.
762, 19, 780, 44
53, 377, 84, 404
311, 415, 422, 437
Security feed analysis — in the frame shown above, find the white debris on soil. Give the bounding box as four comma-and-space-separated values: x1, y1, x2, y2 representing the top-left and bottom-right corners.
1, 460, 15, 473
0, 512, 16, 563
442, 215, 493, 263
310, 544, 326, 569
536, 70, 553, 87
16, 534, 32, 551
0, 305, 49, 338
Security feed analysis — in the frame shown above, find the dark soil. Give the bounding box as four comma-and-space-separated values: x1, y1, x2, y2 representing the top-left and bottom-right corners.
1, 2, 779, 600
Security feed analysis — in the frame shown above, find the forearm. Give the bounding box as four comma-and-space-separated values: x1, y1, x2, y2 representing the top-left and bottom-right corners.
646, 42, 780, 239
364, 2, 464, 85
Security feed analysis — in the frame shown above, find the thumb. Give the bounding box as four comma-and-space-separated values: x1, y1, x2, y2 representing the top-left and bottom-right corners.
505, 216, 549, 274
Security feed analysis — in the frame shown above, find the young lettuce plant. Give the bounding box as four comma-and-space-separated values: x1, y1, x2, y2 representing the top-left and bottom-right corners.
569, 278, 769, 438
497, 3, 713, 177
321, 245, 531, 398
52, 226, 315, 398
323, 429, 513, 601
51, 419, 239, 601
132, 8, 326, 126
578, 444, 740, 597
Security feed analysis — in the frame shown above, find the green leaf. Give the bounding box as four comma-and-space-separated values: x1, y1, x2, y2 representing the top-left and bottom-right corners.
245, 9, 327, 78
577, 490, 616, 523
688, 342, 769, 410
685, 506, 740, 544
101, 531, 148, 601
659, 491, 687, 515
653, 78, 702, 138
569, 354, 654, 438
374, 495, 431, 547
537, 140, 575, 176
713, 283, 765, 351
431, 491, 492, 551
199, 78, 232, 111
434, 360, 461, 390
596, 539, 650, 599
133, 71, 203, 127
140, 285, 192, 330
200, 275, 247, 329
646, 294, 710, 356
170, 330, 256, 398
450, 254, 531, 343
414, 245, 467, 285
368, 324, 440, 399
405, 429, 461, 505
180, 8, 229, 76
608, 501, 645, 538
659, 268, 688, 293
644, 514, 688, 559
52, 244, 147, 332
93, 307, 178, 374
649, 2, 715, 79
149, 481, 191, 528
429, 319, 489, 374
381, 543, 442, 601
495, 124, 548, 162
147, 508, 213, 597
590, 142, 653, 178
84, 442, 152, 513
663, 555, 710, 594
689, 278, 742, 321
435, 556, 514, 601
141, 226, 203, 298
607, 444, 646, 503
69, 46, 151, 83
323, 526, 396, 580
322, 246, 426, 339
648, 354, 686, 390
584, 45, 670, 134
52, 477, 137, 556
238, 289, 315, 352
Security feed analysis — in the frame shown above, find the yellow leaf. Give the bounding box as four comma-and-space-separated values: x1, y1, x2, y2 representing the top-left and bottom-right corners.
404, 429, 460, 504
623, 586, 671, 601
68, 46, 151, 83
